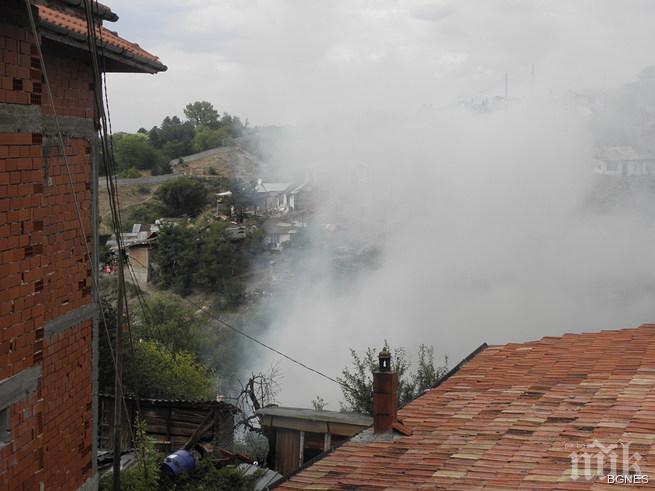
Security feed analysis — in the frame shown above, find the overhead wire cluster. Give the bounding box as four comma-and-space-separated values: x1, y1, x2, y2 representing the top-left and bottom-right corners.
25, 0, 358, 483
22, 0, 145, 487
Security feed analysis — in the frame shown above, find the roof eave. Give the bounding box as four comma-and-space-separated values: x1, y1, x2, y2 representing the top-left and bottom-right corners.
40, 22, 167, 74
35, 0, 119, 22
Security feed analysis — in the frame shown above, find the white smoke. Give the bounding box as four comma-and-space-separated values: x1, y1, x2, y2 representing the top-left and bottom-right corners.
105, 0, 655, 407
255, 98, 655, 406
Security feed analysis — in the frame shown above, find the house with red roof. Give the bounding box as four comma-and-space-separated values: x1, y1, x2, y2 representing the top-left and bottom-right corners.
277, 324, 655, 490
0, 1, 164, 489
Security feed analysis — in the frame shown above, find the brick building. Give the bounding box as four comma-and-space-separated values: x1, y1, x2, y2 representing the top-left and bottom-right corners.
0, 1, 164, 489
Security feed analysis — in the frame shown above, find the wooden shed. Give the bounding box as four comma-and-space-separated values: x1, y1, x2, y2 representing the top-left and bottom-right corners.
99, 394, 237, 453
256, 406, 372, 476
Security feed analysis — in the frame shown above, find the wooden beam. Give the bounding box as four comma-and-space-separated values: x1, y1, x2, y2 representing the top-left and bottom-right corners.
298, 431, 305, 468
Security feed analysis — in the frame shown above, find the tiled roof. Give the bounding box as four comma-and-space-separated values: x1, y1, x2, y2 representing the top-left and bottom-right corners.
37, 3, 166, 73
278, 324, 655, 490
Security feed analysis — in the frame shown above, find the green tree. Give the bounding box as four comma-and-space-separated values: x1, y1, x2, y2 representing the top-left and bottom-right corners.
124, 340, 214, 400
311, 396, 327, 411
153, 224, 198, 294
113, 132, 163, 171
192, 126, 230, 152
184, 101, 220, 128
149, 116, 195, 159
152, 221, 262, 304
338, 343, 448, 414
136, 294, 218, 356
195, 223, 245, 291
98, 289, 214, 400
156, 177, 208, 217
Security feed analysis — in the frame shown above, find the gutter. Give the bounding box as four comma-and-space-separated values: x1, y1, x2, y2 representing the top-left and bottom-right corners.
39, 20, 167, 73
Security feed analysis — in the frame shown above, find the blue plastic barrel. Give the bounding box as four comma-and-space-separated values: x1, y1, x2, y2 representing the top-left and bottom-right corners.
161, 449, 197, 477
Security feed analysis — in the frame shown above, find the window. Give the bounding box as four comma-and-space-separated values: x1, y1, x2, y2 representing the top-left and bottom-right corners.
0, 408, 8, 445
302, 432, 325, 464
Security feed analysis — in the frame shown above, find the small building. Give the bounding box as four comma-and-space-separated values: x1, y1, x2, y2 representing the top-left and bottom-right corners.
106, 224, 158, 283
256, 181, 294, 214
595, 146, 655, 176
256, 406, 372, 476
99, 394, 237, 453
255, 181, 308, 215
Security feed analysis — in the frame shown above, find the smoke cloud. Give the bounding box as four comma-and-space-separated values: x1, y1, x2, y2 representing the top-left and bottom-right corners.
105, 1, 655, 406
254, 98, 655, 406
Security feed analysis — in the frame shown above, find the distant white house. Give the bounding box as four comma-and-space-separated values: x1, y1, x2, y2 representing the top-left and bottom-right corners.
255, 180, 307, 214
595, 146, 655, 176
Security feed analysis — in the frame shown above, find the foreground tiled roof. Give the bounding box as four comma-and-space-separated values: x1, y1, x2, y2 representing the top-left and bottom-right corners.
278, 324, 655, 490
37, 3, 166, 73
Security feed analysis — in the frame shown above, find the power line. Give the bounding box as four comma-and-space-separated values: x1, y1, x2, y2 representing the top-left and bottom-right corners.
127, 253, 350, 391
23, 0, 138, 449
32, 0, 355, 409
189, 297, 347, 388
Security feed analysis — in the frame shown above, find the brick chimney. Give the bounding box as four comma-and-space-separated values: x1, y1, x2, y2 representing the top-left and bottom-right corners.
373, 348, 398, 433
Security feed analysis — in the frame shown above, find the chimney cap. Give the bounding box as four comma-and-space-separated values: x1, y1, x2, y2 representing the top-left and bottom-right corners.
378, 347, 391, 372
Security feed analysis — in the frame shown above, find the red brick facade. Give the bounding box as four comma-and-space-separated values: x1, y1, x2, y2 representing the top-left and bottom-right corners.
0, 2, 98, 489
1, 2, 163, 488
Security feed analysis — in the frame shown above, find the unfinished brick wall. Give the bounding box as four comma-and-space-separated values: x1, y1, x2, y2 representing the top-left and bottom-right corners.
41, 320, 93, 489
0, 8, 39, 107
0, 2, 96, 489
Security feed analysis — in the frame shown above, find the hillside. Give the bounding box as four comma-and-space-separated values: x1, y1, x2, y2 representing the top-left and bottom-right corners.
171, 145, 261, 182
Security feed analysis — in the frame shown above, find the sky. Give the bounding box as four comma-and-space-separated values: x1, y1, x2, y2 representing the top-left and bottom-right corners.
107, 0, 655, 132
105, 1, 655, 407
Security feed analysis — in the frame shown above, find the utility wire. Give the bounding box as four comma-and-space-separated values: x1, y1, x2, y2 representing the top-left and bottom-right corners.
33, 0, 355, 410
188, 297, 347, 388
127, 254, 351, 391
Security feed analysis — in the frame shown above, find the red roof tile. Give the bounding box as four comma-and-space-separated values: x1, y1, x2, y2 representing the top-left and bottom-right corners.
37, 3, 165, 73
278, 324, 655, 490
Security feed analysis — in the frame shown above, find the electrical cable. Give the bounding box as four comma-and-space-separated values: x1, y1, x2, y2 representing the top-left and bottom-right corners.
128, 253, 353, 392
23, 0, 137, 448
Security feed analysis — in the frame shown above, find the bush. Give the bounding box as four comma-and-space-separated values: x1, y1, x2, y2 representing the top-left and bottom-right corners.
168, 461, 261, 491
137, 294, 219, 356
118, 167, 142, 179
99, 419, 160, 491
156, 178, 208, 217
151, 160, 172, 176
124, 340, 214, 400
